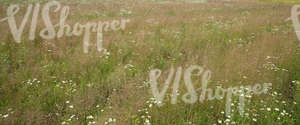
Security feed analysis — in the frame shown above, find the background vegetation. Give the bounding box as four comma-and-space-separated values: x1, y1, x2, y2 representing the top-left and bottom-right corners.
0, 0, 299, 124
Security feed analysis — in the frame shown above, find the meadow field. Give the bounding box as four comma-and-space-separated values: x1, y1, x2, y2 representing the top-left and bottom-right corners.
0, 0, 300, 124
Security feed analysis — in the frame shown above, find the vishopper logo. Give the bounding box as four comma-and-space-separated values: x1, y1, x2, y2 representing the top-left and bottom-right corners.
0, 1, 130, 53
149, 65, 272, 117
289, 5, 300, 43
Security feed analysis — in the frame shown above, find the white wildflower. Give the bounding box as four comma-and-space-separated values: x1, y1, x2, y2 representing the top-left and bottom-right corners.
149, 104, 153, 108
69, 105, 74, 109
108, 118, 113, 122
225, 119, 230, 122
87, 115, 94, 119
3, 114, 8, 118
218, 120, 222, 124
253, 118, 257, 122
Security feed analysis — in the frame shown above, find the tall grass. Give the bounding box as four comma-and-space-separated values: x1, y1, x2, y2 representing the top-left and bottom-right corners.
0, 0, 299, 125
